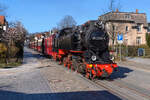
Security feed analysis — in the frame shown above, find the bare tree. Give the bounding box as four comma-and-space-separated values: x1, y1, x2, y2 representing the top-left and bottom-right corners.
106, 22, 125, 46
1, 21, 27, 44
104, 0, 123, 47
51, 27, 59, 34
0, 21, 28, 63
105, 0, 122, 13
109, 0, 116, 12
57, 15, 77, 29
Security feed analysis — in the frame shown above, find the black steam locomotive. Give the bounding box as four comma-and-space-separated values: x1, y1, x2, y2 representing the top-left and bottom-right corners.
52, 20, 117, 79
30, 19, 118, 79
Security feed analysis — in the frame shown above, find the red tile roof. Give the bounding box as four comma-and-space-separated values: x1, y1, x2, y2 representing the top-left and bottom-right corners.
0, 16, 5, 25
35, 34, 43, 38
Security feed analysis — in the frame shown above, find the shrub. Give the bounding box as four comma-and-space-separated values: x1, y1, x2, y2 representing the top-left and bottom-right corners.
146, 33, 150, 48
0, 43, 7, 58
9, 45, 19, 58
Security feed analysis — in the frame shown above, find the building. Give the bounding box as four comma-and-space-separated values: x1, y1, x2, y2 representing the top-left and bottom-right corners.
0, 16, 8, 31
99, 9, 148, 46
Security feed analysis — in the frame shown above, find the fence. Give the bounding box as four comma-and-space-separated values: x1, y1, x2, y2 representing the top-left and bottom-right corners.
109, 45, 150, 60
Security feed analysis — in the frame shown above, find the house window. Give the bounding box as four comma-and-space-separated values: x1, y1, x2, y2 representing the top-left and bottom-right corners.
148, 26, 150, 32
3, 26, 6, 31
125, 26, 129, 32
125, 14, 131, 19
113, 25, 116, 31
137, 25, 142, 32
136, 37, 141, 45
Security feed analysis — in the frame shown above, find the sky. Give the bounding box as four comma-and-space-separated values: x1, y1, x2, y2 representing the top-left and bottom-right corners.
0, 0, 150, 33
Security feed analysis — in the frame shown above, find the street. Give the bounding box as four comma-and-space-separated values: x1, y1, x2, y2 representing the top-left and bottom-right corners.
0, 47, 150, 100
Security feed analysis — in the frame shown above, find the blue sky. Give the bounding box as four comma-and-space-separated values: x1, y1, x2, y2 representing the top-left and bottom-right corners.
0, 0, 150, 33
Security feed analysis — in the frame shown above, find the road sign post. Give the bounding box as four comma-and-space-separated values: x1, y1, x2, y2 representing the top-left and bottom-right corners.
117, 33, 123, 62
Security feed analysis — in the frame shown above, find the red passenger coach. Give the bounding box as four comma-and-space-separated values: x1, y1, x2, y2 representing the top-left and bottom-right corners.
44, 38, 48, 55
43, 34, 58, 58
37, 39, 42, 52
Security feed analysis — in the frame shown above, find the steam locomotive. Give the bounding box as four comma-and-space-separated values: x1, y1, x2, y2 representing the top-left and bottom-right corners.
29, 20, 118, 79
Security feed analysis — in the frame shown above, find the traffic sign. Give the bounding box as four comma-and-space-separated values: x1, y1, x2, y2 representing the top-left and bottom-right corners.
117, 33, 123, 44
117, 33, 123, 40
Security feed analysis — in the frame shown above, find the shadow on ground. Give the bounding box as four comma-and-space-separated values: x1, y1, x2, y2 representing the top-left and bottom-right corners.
109, 66, 133, 80
0, 90, 122, 100
23, 51, 43, 59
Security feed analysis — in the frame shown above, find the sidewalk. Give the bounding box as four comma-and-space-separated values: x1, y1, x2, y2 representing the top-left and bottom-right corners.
118, 57, 150, 72
126, 57, 150, 66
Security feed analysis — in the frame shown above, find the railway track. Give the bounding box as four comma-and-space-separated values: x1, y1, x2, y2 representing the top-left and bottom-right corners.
107, 79, 150, 99
76, 74, 133, 100
74, 71, 150, 100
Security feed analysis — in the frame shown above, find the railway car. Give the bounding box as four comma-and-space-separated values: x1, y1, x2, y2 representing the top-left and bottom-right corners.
42, 34, 56, 57
37, 38, 42, 52
29, 41, 36, 50
29, 41, 34, 49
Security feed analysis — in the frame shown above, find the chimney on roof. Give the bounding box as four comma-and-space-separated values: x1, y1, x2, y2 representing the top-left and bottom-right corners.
116, 9, 119, 13
136, 9, 139, 13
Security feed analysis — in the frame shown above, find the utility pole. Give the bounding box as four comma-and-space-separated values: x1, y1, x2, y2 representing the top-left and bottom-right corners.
119, 44, 122, 62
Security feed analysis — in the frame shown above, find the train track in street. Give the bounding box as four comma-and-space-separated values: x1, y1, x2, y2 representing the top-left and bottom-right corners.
98, 79, 150, 100
76, 74, 133, 100
73, 70, 150, 100
108, 79, 150, 99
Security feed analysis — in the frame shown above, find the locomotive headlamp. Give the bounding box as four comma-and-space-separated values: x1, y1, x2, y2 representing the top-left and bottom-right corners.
89, 64, 93, 68
91, 55, 97, 61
